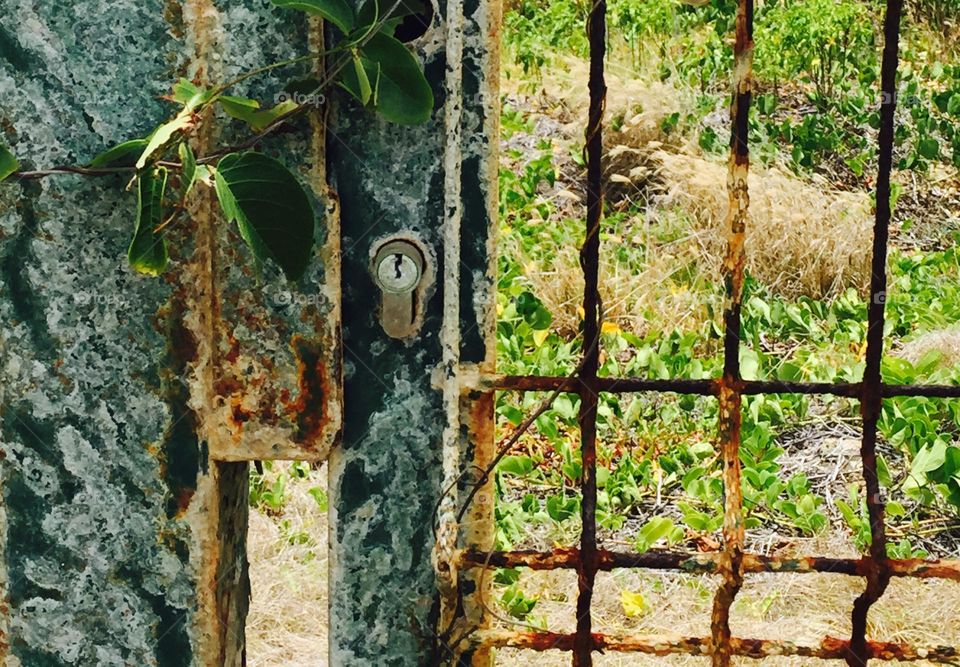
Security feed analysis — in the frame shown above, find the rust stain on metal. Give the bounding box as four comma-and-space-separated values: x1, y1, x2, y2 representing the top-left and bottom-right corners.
287, 335, 333, 445
448, 0, 953, 664
847, 2, 904, 665
572, 0, 607, 664
709, 1, 752, 665
170, 8, 341, 466
461, 548, 960, 582
472, 630, 959, 662
476, 374, 960, 399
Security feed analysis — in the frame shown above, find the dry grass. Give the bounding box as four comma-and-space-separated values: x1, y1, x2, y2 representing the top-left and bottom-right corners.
245, 487, 960, 667
502, 57, 692, 150
500, 211, 724, 338
896, 325, 960, 368
502, 57, 874, 338
247, 463, 329, 667
653, 151, 873, 300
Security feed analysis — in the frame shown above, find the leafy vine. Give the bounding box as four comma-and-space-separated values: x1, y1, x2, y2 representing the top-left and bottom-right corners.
0, 0, 434, 280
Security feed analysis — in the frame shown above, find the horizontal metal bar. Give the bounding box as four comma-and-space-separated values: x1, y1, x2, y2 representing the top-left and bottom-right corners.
471, 375, 717, 394
742, 380, 860, 397
468, 374, 960, 400
460, 548, 960, 580
471, 629, 959, 661
882, 384, 960, 398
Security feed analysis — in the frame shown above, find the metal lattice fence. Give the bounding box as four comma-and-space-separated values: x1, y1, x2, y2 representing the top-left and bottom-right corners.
454, 0, 960, 664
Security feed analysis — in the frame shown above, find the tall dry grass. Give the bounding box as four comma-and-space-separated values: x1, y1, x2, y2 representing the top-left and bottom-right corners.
503, 58, 873, 338
247, 463, 329, 667
653, 150, 872, 299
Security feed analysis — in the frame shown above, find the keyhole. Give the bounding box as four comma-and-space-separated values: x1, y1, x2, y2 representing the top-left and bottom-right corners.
394, 253, 404, 280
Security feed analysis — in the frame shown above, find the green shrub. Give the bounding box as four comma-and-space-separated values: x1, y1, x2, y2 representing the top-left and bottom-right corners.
755, 0, 879, 102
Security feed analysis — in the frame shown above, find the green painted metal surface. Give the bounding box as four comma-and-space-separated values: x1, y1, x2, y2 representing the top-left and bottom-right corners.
328, 0, 498, 663
0, 0, 497, 664
0, 2, 337, 664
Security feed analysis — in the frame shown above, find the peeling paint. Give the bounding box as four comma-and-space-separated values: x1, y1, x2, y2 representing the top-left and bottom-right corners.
709, 2, 752, 664
433, 0, 467, 633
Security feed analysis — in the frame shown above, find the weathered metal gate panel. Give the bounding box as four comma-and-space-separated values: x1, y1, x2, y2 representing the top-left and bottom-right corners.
0, 1, 340, 664
0, 0, 500, 664
327, 0, 499, 663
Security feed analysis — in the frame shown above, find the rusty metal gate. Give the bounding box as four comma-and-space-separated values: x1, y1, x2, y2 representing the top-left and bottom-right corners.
3, 0, 960, 664
443, 0, 960, 665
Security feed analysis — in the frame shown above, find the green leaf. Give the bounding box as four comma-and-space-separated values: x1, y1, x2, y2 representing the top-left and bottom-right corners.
179, 142, 198, 194
136, 79, 214, 170
354, 32, 433, 125
545, 494, 577, 522
0, 144, 18, 182
494, 567, 521, 585
308, 486, 328, 511
356, 0, 429, 34
219, 96, 298, 132
948, 94, 960, 117
740, 347, 761, 381
638, 516, 675, 548
128, 167, 170, 276
136, 110, 196, 170
213, 152, 315, 280
912, 439, 947, 475
171, 78, 212, 108
90, 139, 149, 168
886, 500, 907, 518
193, 164, 212, 186
918, 137, 941, 160
498, 455, 534, 476
337, 51, 378, 107
877, 454, 892, 488
352, 53, 373, 105
270, 0, 354, 32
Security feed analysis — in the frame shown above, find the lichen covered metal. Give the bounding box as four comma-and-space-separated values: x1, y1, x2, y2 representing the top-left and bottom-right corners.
327, 0, 499, 663
0, 1, 337, 663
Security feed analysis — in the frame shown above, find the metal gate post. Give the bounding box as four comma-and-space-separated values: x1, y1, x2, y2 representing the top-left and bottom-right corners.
327, 0, 499, 663
0, 2, 338, 665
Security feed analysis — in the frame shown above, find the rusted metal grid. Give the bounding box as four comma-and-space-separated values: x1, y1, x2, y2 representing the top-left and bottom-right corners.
458, 0, 960, 664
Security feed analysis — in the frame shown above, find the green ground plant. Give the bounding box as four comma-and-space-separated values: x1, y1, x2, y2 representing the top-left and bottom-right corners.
495, 6, 960, 622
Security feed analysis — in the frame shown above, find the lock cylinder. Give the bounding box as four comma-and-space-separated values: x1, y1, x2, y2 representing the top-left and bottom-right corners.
371, 238, 428, 339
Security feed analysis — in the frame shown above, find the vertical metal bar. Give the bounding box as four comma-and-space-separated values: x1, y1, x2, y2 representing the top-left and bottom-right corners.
573, 1, 606, 665
710, 1, 752, 665
435, 0, 466, 632
847, 1, 904, 664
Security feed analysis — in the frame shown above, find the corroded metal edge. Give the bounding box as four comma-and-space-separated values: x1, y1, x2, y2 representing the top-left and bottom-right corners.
434, 0, 468, 631
470, 630, 960, 662
178, 2, 248, 663
571, 1, 607, 664
197, 10, 342, 465
455, 0, 502, 662
710, 1, 753, 663
460, 548, 960, 580
469, 374, 960, 398
848, 1, 905, 664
